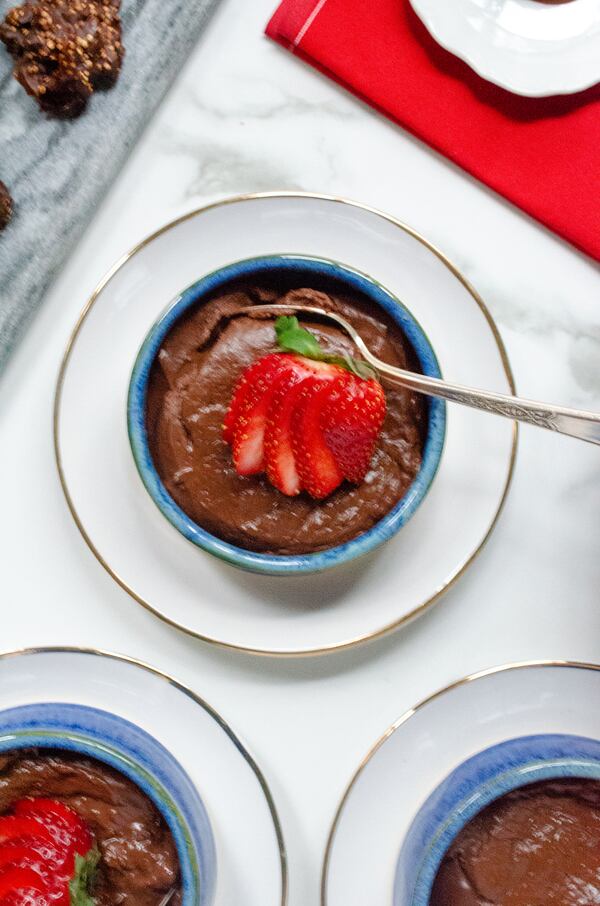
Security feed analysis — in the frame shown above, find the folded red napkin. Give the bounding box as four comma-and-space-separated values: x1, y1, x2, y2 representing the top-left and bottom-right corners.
266, 0, 600, 262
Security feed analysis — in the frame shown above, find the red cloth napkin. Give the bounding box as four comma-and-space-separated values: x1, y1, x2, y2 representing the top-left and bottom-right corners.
266, 0, 600, 262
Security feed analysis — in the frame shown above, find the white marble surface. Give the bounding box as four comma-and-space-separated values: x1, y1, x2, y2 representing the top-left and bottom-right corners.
0, 0, 599, 903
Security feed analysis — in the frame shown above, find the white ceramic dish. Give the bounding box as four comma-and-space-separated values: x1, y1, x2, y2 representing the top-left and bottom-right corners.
0, 648, 286, 906
409, 0, 600, 97
322, 660, 600, 905
54, 192, 516, 656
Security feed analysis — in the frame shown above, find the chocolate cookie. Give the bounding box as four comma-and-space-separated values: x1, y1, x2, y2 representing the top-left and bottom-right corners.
0, 0, 124, 118
0, 181, 13, 231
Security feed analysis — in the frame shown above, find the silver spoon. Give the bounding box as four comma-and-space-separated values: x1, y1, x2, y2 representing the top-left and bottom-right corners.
241, 304, 600, 445
158, 889, 176, 906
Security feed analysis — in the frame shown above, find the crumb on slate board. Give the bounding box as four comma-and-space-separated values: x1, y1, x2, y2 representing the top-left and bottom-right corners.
0, 0, 124, 118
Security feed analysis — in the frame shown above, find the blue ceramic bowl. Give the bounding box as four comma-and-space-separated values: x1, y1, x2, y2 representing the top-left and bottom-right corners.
0, 702, 216, 906
395, 733, 600, 906
128, 254, 446, 575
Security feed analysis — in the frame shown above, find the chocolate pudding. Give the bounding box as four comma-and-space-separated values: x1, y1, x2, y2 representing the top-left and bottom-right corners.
146, 283, 428, 555
429, 778, 600, 905
0, 748, 181, 905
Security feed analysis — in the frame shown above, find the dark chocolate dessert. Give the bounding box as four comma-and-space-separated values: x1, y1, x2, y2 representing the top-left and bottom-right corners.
146, 284, 427, 556
0, 748, 181, 905
0, 181, 12, 231
429, 778, 600, 905
0, 0, 123, 117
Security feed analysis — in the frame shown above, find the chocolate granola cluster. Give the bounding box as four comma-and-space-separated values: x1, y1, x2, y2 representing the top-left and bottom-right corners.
0, 0, 123, 117
0, 182, 13, 231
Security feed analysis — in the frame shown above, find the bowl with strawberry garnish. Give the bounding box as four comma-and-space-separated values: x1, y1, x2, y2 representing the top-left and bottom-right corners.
128, 255, 445, 575
0, 702, 216, 905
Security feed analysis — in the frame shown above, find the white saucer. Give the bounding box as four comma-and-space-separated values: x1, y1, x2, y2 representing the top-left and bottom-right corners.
54, 192, 516, 656
410, 0, 600, 97
0, 648, 286, 906
322, 660, 600, 905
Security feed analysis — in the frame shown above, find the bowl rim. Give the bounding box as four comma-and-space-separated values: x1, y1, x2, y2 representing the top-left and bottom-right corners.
127, 253, 446, 575
399, 731, 600, 905
0, 701, 216, 906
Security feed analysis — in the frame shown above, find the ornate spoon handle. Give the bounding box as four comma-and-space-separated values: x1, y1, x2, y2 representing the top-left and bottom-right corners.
244, 304, 600, 446
371, 361, 600, 445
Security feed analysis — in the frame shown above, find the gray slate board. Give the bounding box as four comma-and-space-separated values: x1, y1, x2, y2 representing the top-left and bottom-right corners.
0, 0, 221, 374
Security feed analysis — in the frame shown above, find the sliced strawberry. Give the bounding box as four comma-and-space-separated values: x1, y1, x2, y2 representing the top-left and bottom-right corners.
0, 847, 41, 873
233, 353, 330, 475
0, 819, 55, 849
0, 867, 46, 900
264, 372, 308, 496
264, 358, 348, 496
0, 889, 49, 906
0, 801, 97, 906
229, 354, 297, 475
223, 337, 385, 498
0, 849, 58, 906
223, 353, 291, 445
321, 375, 386, 482
14, 800, 91, 856
292, 379, 345, 499
0, 891, 48, 905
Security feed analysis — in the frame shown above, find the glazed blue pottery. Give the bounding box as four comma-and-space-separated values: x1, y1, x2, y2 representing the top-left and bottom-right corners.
0, 702, 216, 906
128, 254, 446, 575
395, 733, 600, 906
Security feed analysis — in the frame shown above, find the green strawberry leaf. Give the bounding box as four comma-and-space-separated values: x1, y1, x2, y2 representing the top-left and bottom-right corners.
274, 316, 323, 358
274, 316, 377, 380
69, 848, 100, 906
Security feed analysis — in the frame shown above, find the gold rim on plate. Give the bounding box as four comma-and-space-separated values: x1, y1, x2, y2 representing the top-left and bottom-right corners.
54, 191, 518, 658
0, 645, 288, 905
320, 658, 600, 904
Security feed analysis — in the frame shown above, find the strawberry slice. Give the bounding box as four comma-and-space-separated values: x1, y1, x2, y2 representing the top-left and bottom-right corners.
0, 818, 55, 849
230, 354, 339, 477
264, 359, 347, 496
0, 848, 55, 906
0, 867, 46, 900
0, 818, 67, 890
223, 353, 291, 446
14, 800, 91, 856
264, 372, 308, 496
223, 319, 386, 500
0, 847, 42, 873
229, 354, 297, 475
0, 890, 49, 906
321, 375, 386, 482
0, 801, 98, 906
292, 379, 345, 499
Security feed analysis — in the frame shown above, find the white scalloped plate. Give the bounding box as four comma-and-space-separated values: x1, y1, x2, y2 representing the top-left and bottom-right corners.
410, 0, 600, 97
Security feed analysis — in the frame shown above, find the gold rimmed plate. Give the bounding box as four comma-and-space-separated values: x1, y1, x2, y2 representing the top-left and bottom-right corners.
0, 647, 287, 905
322, 660, 600, 905
54, 192, 517, 656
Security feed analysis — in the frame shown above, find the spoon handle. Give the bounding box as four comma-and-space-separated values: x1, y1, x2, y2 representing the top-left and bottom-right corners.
371, 359, 600, 445
240, 304, 600, 445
